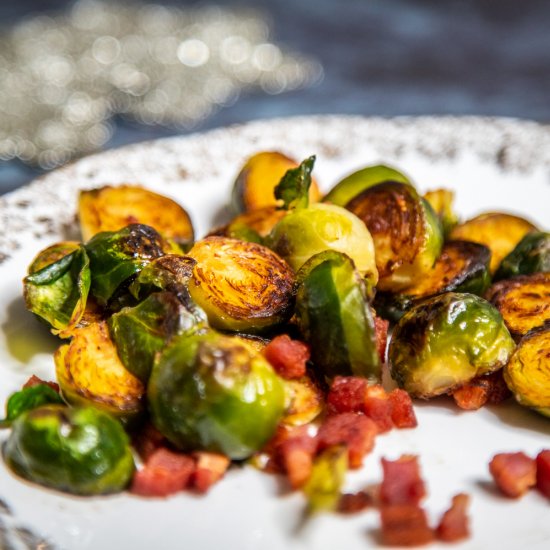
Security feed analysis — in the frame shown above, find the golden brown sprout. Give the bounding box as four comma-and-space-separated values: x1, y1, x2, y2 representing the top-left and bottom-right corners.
281, 375, 324, 426
55, 321, 145, 422
486, 273, 550, 339
450, 212, 538, 273
231, 151, 322, 213
187, 236, 295, 332
423, 188, 459, 237
504, 325, 550, 417
78, 185, 194, 245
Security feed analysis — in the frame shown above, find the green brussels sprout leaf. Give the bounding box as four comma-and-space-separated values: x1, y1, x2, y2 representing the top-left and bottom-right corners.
274, 155, 316, 210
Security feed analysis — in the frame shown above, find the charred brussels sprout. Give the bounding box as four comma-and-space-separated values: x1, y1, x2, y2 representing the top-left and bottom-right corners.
295, 251, 381, 381
79, 185, 194, 248
85, 224, 165, 305
504, 326, 550, 418
374, 241, 491, 322
494, 231, 550, 281
389, 292, 515, 399
231, 151, 321, 213
148, 331, 285, 459
323, 164, 411, 207
55, 321, 145, 422
23, 244, 91, 337
450, 212, 538, 274
4, 405, 134, 495
187, 236, 295, 333
346, 181, 443, 292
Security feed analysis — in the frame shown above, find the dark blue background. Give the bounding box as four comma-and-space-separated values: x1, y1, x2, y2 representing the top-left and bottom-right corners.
1, 0, 549, 194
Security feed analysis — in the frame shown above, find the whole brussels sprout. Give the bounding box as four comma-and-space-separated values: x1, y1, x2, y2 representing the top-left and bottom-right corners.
389, 292, 515, 399
148, 331, 285, 459
4, 405, 135, 495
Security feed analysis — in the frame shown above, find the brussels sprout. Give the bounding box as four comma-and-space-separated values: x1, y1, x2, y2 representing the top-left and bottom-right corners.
494, 231, 550, 281
295, 251, 381, 381
231, 151, 321, 213
281, 375, 324, 426
323, 164, 411, 207
346, 181, 443, 292
504, 326, 550, 418
4, 405, 134, 495
23, 244, 91, 337
423, 188, 459, 238
85, 224, 165, 305
374, 241, 491, 322
79, 185, 194, 247
268, 203, 378, 287
28, 241, 80, 273
389, 292, 515, 399
486, 272, 550, 339
148, 331, 285, 459
187, 236, 295, 333
449, 212, 538, 274
55, 321, 145, 422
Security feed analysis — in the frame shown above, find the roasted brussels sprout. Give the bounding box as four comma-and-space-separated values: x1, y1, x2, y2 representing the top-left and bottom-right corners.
389, 292, 515, 399
494, 231, 550, 281
504, 325, 550, 418
295, 251, 381, 381
23, 244, 91, 337
346, 181, 443, 292
55, 321, 145, 422
281, 375, 324, 426
79, 185, 194, 247
148, 331, 285, 459
187, 236, 295, 332
85, 224, 166, 305
486, 273, 550, 339
374, 241, 491, 321
449, 212, 538, 274
323, 164, 411, 207
423, 188, 459, 237
27, 241, 80, 273
4, 405, 134, 495
231, 151, 321, 213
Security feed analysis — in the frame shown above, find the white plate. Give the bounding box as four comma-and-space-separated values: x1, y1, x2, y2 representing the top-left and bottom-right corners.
1, 115, 549, 550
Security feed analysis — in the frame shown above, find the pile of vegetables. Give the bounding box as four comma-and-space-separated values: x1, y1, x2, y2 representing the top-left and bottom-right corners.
2, 150, 549, 544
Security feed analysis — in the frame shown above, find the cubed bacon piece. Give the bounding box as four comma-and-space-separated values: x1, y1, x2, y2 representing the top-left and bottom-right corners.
327, 376, 367, 414
131, 448, 195, 497
133, 423, 167, 462
262, 424, 310, 474
452, 371, 511, 410
364, 384, 394, 433
436, 493, 470, 542
374, 314, 389, 363
388, 388, 417, 428
191, 452, 230, 494
338, 490, 373, 514
277, 434, 317, 489
316, 412, 377, 469
23, 374, 60, 393
536, 450, 550, 499
263, 334, 310, 379
380, 455, 426, 506
489, 452, 536, 498
380, 504, 435, 546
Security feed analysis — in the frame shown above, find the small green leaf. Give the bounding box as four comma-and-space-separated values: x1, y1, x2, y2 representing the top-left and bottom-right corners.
1, 385, 63, 428
274, 155, 316, 210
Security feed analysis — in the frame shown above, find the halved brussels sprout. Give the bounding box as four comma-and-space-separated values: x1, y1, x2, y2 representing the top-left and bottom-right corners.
323, 164, 411, 207
187, 236, 295, 332
23, 244, 91, 337
148, 331, 285, 459
268, 203, 378, 288
79, 185, 194, 247
423, 188, 459, 237
374, 241, 491, 321
486, 272, 550, 339
449, 212, 538, 274
494, 231, 550, 281
295, 251, 381, 381
345, 181, 443, 292
4, 405, 134, 495
281, 375, 324, 426
504, 326, 550, 418
55, 321, 145, 422
85, 223, 165, 305
389, 292, 515, 399
231, 151, 321, 213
